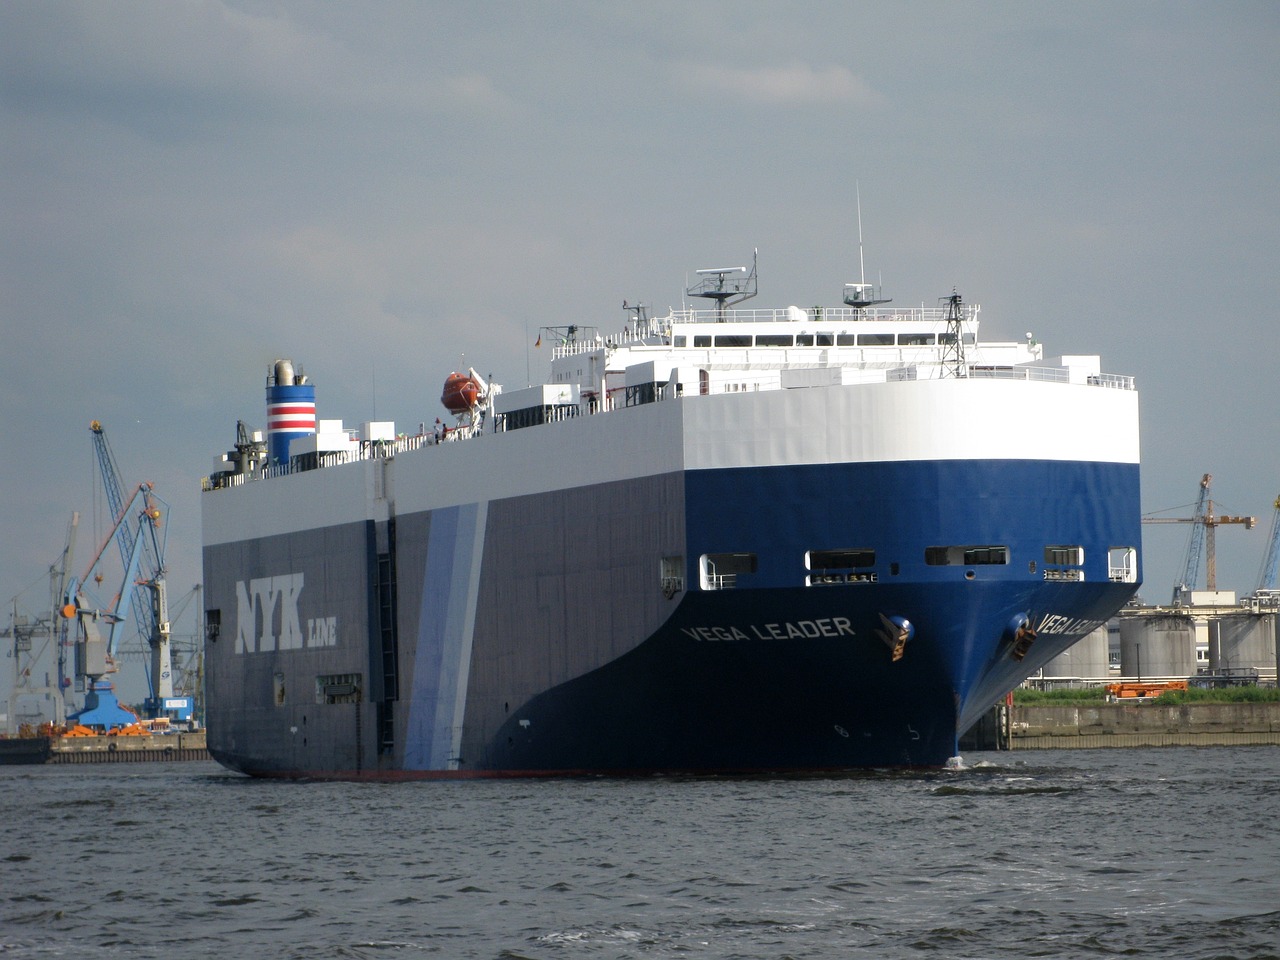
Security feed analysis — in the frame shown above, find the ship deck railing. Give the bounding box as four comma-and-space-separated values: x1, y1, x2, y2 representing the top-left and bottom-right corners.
667, 304, 980, 325
551, 304, 980, 359
962, 367, 1135, 390
200, 360, 1134, 492
885, 364, 1135, 390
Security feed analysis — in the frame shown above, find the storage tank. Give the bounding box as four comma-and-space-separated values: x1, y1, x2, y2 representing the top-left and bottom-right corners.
266, 359, 316, 464
1041, 624, 1110, 679
1209, 614, 1278, 681
1119, 614, 1196, 678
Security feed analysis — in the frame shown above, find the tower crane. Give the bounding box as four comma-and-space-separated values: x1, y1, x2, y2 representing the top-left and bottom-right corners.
1143, 473, 1255, 603
1254, 495, 1280, 596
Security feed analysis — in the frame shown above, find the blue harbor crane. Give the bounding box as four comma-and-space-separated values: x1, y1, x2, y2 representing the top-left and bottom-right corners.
1180, 473, 1212, 596
61, 481, 169, 731
81, 422, 191, 724
1255, 495, 1280, 595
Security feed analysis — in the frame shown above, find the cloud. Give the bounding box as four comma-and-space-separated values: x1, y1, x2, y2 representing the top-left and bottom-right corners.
0, 0, 513, 137
676, 61, 883, 106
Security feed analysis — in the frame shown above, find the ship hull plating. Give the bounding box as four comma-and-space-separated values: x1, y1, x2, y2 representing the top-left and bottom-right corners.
203, 453, 1141, 779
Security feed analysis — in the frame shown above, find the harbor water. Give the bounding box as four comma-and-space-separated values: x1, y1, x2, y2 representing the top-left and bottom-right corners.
2, 747, 1278, 959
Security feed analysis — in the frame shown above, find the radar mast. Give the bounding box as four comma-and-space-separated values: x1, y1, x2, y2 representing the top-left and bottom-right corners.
622, 300, 652, 339
686, 249, 758, 321
940, 290, 967, 378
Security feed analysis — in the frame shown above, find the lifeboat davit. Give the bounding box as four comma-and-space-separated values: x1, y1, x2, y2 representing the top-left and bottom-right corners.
441, 372, 482, 415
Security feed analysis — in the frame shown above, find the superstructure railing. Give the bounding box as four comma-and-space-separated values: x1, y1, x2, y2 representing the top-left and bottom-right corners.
550, 304, 982, 359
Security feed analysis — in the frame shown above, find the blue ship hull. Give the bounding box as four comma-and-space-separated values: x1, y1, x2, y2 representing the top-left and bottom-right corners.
203, 453, 1142, 779
465, 580, 1134, 774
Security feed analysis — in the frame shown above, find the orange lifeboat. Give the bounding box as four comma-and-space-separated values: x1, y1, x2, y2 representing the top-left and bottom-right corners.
441, 372, 481, 415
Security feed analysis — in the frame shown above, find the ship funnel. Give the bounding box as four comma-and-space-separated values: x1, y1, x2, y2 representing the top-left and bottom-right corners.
266, 358, 316, 464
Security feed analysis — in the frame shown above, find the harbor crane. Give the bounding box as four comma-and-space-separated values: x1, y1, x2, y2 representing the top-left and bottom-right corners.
1143, 473, 1255, 602
61, 481, 169, 731
82, 421, 190, 724
3, 513, 78, 732
1255, 495, 1280, 595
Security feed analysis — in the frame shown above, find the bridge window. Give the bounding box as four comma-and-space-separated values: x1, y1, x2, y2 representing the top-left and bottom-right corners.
899, 333, 935, 346
694, 335, 712, 348
714, 335, 751, 347
816, 333, 834, 346
755, 334, 793, 347
795, 334, 814, 346
837, 333, 857, 346
859, 333, 895, 346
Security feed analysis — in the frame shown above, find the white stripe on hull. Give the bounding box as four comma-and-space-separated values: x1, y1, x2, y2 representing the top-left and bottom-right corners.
203, 378, 1138, 547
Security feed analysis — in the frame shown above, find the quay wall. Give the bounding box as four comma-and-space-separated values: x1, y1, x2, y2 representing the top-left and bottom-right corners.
965, 703, 1280, 751
49, 730, 210, 764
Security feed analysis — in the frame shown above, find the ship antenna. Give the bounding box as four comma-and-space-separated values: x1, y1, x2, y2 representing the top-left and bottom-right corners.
858, 182, 866, 288
843, 184, 891, 311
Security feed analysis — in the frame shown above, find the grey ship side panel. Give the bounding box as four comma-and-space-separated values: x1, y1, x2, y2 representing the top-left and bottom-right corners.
203, 520, 377, 775
455, 471, 687, 771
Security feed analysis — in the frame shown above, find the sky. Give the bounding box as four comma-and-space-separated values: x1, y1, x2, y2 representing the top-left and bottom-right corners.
3, 1, 1278, 707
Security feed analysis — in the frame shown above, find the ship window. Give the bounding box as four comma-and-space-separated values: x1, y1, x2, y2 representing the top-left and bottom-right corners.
837, 333, 857, 346
755, 334, 793, 347
965, 546, 1007, 565
1109, 546, 1138, 583
205, 609, 221, 643
700, 552, 757, 590
694, 335, 712, 348
816, 333, 834, 346
315, 673, 362, 705
715, 335, 751, 347
860, 333, 895, 346
795, 333, 814, 346
274, 672, 286, 707
1044, 568, 1085, 582
660, 555, 684, 598
925, 545, 1009, 566
806, 549, 877, 586
899, 333, 935, 346
1045, 545, 1084, 566
674, 336, 686, 347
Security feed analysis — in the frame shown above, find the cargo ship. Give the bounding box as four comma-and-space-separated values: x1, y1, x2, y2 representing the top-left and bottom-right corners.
201, 262, 1141, 778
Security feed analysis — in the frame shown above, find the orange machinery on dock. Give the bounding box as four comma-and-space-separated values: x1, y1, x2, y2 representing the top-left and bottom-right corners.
1105, 680, 1189, 701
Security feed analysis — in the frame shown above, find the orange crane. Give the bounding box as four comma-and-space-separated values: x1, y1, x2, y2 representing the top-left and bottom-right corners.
1143, 474, 1255, 601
